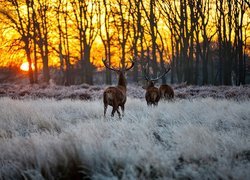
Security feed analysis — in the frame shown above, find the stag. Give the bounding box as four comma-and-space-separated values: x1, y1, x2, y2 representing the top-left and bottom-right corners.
103, 58, 134, 118
143, 70, 161, 106
144, 65, 173, 105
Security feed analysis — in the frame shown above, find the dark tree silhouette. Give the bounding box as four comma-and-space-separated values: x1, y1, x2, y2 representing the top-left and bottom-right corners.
0, 0, 34, 84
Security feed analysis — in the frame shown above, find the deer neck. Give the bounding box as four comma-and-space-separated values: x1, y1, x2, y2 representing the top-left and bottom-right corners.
117, 73, 127, 90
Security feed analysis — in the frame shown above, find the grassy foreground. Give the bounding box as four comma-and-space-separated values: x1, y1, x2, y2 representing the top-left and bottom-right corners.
0, 97, 250, 179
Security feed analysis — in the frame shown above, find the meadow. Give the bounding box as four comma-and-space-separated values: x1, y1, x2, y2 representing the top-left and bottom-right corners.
0, 88, 250, 179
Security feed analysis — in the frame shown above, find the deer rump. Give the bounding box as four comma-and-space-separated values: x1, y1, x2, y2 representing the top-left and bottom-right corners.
103, 87, 126, 106
145, 87, 160, 105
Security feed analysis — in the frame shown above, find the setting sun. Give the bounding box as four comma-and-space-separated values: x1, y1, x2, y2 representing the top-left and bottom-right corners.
0, 0, 249, 85
20, 62, 34, 72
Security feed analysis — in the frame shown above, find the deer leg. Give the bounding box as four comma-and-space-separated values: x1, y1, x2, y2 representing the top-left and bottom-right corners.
121, 104, 125, 117
165, 93, 169, 99
170, 92, 174, 99
104, 104, 108, 117
111, 105, 117, 117
160, 91, 163, 99
103, 93, 108, 117
111, 104, 121, 118
117, 108, 121, 119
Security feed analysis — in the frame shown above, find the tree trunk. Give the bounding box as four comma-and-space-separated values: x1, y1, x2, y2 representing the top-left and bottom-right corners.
25, 46, 34, 84
84, 44, 93, 85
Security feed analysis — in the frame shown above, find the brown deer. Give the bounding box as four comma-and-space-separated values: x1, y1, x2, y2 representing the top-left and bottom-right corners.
144, 65, 172, 105
144, 80, 160, 106
159, 67, 174, 100
159, 84, 174, 100
103, 58, 134, 118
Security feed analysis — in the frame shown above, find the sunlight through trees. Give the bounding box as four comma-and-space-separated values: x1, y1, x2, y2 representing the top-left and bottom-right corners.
0, 0, 249, 85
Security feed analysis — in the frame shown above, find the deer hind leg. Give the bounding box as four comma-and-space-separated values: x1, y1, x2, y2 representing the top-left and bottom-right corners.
117, 108, 121, 119
111, 104, 118, 117
147, 101, 152, 106
160, 91, 163, 99
111, 105, 121, 118
164, 93, 167, 100
120, 104, 125, 117
104, 104, 108, 117
103, 92, 108, 117
170, 91, 174, 99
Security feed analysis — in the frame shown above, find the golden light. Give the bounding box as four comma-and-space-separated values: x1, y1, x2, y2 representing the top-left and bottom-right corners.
20, 62, 34, 71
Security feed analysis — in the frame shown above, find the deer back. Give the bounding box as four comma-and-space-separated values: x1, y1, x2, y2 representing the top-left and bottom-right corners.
159, 84, 174, 100
145, 86, 160, 105
103, 86, 127, 106
143, 80, 160, 105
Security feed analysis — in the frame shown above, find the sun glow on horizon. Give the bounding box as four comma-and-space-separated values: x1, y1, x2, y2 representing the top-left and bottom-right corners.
20, 62, 34, 72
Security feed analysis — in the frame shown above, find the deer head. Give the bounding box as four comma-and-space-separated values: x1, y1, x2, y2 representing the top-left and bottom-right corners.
143, 65, 171, 88
102, 58, 134, 88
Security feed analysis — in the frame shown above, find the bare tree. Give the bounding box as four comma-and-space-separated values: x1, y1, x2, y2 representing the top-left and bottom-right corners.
128, 0, 144, 82
54, 0, 74, 85
141, 0, 159, 77
30, 0, 38, 83
0, 0, 34, 83
233, 0, 248, 85
71, 0, 100, 85
216, 0, 249, 85
36, 0, 50, 83
197, 0, 216, 85
158, 1, 178, 83
100, 0, 113, 85
159, 0, 189, 83
110, 0, 131, 69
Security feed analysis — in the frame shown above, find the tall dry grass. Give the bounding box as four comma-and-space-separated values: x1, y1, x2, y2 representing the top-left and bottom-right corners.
0, 97, 249, 179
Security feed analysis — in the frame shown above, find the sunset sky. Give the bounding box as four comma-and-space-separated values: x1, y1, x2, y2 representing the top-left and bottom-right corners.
0, 0, 247, 68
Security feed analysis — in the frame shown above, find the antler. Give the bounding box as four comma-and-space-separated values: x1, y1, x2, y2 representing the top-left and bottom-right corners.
124, 58, 135, 71
102, 58, 119, 72
152, 66, 171, 81
144, 64, 171, 81
103, 58, 134, 72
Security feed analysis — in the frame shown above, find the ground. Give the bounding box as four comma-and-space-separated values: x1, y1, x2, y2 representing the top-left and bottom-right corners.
0, 84, 250, 179
0, 82, 250, 100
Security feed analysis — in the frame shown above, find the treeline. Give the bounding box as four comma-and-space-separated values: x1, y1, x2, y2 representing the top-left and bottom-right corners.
0, 0, 249, 85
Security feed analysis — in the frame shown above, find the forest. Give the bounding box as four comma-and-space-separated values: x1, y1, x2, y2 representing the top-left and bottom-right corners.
1, 1, 250, 179
0, 0, 250, 86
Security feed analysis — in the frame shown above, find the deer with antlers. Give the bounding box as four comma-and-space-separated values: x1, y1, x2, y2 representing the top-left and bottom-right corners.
144, 73, 160, 106
144, 65, 173, 105
103, 58, 134, 118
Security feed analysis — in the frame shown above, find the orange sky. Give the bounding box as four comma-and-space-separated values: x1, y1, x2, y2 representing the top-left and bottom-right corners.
0, 0, 249, 71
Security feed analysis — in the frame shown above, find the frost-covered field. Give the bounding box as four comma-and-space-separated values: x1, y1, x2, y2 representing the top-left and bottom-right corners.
0, 97, 250, 179
0, 83, 250, 100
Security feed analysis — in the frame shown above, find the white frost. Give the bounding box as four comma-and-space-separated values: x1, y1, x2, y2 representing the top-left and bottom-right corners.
0, 97, 249, 179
